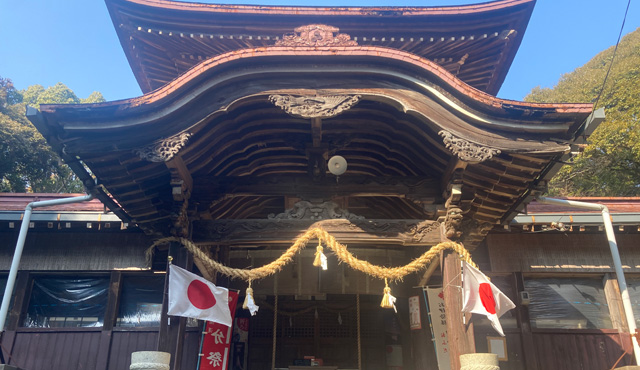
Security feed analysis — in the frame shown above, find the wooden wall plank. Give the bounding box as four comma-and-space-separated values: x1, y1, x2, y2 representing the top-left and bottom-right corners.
0, 331, 16, 366
53, 332, 69, 369
108, 331, 160, 370
180, 331, 202, 370
0, 233, 151, 271
10, 331, 102, 370
530, 332, 633, 370
487, 234, 640, 273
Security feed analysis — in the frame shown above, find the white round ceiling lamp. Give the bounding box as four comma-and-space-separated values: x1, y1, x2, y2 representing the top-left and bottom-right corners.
328, 155, 347, 176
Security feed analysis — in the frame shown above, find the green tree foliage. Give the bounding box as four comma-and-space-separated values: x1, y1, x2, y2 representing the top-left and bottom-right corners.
0, 77, 102, 193
21, 82, 105, 108
81, 91, 106, 104
526, 29, 640, 196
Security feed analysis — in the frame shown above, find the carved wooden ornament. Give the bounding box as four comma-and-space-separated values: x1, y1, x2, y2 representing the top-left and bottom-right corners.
275, 24, 358, 47
269, 94, 361, 119
439, 130, 501, 163
268, 200, 364, 221
134, 132, 191, 162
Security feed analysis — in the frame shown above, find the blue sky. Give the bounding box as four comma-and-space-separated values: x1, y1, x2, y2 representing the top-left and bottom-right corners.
1, 0, 638, 102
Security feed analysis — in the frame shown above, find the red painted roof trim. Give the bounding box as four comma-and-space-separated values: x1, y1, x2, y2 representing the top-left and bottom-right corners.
526, 198, 640, 214
117, 0, 533, 16
0, 193, 107, 212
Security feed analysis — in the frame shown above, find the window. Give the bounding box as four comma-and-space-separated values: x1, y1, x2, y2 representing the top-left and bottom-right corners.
116, 275, 165, 327
24, 276, 109, 328
525, 277, 612, 329
623, 278, 640, 327
0, 276, 7, 328
0, 276, 7, 303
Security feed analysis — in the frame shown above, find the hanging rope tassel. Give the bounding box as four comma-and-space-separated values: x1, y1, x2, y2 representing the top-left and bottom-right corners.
380, 278, 397, 313
313, 240, 328, 270
243, 281, 259, 316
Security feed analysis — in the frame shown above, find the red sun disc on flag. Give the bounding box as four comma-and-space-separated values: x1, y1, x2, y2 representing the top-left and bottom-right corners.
479, 283, 496, 314
187, 280, 216, 309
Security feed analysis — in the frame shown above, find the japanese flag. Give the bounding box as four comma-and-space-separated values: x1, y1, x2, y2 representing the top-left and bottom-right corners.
168, 264, 232, 327
462, 261, 515, 336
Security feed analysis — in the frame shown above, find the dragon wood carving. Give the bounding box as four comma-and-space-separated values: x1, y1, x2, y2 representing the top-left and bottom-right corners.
269, 94, 361, 119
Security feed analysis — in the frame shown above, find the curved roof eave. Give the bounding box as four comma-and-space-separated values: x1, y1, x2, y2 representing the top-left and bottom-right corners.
39, 45, 592, 150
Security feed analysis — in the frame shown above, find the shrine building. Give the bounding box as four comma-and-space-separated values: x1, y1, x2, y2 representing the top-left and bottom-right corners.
2, 0, 639, 370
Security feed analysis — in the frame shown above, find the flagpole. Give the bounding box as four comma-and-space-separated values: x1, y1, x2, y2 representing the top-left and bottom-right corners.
460, 259, 465, 325
271, 275, 278, 370
421, 289, 437, 355
196, 320, 206, 369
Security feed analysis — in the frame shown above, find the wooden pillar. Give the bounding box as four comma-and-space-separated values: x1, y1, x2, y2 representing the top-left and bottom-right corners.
158, 242, 193, 370
603, 273, 629, 332
603, 273, 635, 362
6, 271, 30, 331
96, 271, 122, 370
442, 250, 475, 370
2, 271, 30, 365
513, 272, 538, 370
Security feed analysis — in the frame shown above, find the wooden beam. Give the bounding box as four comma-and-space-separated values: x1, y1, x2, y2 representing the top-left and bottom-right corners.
311, 117, 322, 147
604, 273, 628, 332
514, 272, 539, 370
1, 271, 29, 364
192, 218, 442, 246
193, 244, 217, 281
96, 272, 122, 370
166, 156, 193, 201
6, 271, 29, 331
194, 175, 440, 205
418, 258, 440, 287
443, 250, 475, 370
440, 158, 467, 197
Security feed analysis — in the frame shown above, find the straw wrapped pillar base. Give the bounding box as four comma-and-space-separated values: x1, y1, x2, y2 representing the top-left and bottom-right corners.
460, 353, 499, 370
130, 351, 171, 370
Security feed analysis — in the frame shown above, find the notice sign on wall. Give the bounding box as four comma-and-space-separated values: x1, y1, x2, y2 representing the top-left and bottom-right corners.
425, 287, 451, 370
408, 296, 422, 330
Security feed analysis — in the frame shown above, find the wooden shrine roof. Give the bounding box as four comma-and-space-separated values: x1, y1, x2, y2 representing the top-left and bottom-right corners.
106, 0, 535, 95
29, 41, 595, 240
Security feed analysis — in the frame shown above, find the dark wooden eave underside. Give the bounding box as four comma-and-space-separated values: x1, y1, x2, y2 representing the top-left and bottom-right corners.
31, 46, 592, 237
106, 0, 535, 94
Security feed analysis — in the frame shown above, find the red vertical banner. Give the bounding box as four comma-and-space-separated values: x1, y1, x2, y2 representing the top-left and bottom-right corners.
200, 291, 239, 370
